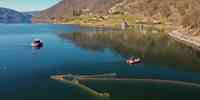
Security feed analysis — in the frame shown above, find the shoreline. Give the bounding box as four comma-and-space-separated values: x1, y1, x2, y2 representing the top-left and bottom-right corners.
54, 22, 175, 32
66, 21, 200, 52
168, 30, 200, 51
36, 20, 200, 52
54, 22, 121, 29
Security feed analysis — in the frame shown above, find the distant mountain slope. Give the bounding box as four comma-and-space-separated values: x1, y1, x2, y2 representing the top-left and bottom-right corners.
0, 7, 31, 23
22, 11, 40, 17
35, 0, 200, 30
110, 0, 200, 27
36, 0, 122, 19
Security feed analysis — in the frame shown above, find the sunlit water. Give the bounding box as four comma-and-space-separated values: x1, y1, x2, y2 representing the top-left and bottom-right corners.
0, 24, 200, 100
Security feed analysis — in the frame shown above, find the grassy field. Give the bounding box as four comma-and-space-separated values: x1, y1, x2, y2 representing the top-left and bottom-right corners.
63, 15, 136, 27
60, 15, 175, 32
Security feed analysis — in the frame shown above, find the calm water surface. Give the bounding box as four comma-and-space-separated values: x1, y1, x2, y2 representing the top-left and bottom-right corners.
0, 24, 200, 100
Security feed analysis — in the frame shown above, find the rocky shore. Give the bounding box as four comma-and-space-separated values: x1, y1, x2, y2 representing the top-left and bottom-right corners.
168, 30, 200, 51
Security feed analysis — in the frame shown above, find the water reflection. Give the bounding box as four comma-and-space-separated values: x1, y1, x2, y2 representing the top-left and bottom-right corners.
58, 29, 200, 72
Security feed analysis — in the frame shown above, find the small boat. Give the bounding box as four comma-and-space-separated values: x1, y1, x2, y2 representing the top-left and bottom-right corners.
31, 39, 43, 48
127, 58, 141, 64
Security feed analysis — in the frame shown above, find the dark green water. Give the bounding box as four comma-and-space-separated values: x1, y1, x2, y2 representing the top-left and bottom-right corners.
0, 24, 200, 100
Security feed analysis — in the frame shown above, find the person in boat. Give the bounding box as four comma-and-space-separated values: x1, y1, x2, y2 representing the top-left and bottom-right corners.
126, 56, 141, 64
31, 38, 43, 48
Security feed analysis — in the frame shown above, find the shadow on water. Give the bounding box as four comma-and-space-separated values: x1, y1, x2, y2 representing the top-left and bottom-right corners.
53, 27, 200, 100
4, 24, 199, 100
58, 28, 200, 72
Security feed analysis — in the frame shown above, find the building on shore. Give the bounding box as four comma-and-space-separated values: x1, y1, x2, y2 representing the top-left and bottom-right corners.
121, 19, 129, 30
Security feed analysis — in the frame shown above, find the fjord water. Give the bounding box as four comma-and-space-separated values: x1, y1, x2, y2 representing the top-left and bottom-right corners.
0, 24, 200, 100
